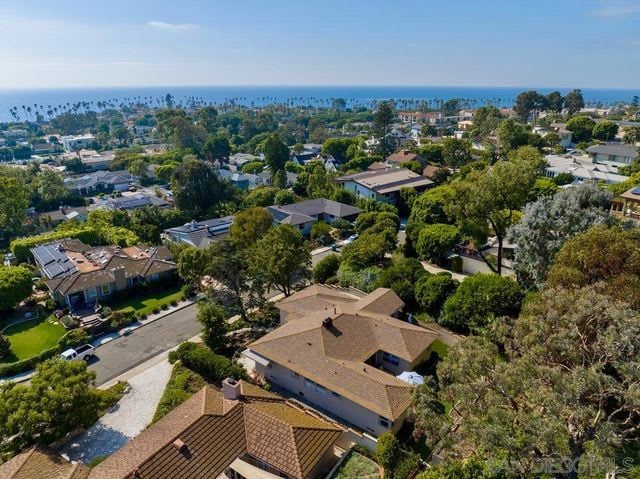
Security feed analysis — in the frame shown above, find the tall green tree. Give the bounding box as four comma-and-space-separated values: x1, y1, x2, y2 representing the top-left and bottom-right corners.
0, 175, 28, 238
566, 116, 596, 143
373, 101, 395, 157
262, 133, 289, 179
447, 160, 537, 274
564, 89, 585, 115
171, 159, 232, 218
508, 183, 612, 287
249, 224, 311, 297
197, 301, 228, 353
591, 120, 619, 141
202, 134, 231, 162
229, 206, 273, 249
0, 266, 32, 310
0, 359, 100, 453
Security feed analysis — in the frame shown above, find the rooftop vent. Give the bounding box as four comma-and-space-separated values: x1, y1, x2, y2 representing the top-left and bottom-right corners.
172, 438, 187, 452
322, 317, 333, 328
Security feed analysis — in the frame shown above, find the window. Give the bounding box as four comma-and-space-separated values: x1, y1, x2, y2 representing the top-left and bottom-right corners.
100, 284, 110, 295
382, 352, 400, 366
86, 287, 97, 299
304, 379, 328, 396
379, 416, 390, 428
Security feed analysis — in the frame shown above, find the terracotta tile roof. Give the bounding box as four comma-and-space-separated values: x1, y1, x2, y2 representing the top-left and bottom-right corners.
0, 446, 89, 479
89, 382, 341, 479
249, 288, 440, 420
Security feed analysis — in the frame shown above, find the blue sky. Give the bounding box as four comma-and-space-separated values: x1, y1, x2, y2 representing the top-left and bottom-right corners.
0, 0, 638, 89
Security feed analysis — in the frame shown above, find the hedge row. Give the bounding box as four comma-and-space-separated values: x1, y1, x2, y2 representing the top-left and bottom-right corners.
10, 228, 99, 263
0, 344, 61, 377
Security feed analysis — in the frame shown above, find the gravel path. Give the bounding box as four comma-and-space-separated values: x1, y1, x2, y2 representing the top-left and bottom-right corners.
61, 359, 173, 464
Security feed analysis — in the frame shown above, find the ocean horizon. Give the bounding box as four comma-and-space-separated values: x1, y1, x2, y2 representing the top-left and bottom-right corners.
0, 85, 638, 122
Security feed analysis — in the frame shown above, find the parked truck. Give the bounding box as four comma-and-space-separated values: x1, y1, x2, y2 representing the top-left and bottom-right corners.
60, 344, 95, 361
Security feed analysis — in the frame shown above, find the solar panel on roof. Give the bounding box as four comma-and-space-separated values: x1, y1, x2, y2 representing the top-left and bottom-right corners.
632, 187, 640, 195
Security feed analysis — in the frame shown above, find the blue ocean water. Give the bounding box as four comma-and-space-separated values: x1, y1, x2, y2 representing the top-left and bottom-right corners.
0, 85, 637, 122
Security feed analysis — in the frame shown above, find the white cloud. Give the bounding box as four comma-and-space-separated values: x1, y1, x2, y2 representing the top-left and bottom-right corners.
590, 0, 640, 17
147, 20, 199, 31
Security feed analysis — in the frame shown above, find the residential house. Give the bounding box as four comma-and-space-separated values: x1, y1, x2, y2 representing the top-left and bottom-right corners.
229, 152, 261, 171
386, 150, 425, 168
586, 143, 639, 167
79, 150, 115, 171
39, 206, 89, 228
397, 111, 443, 125
60, 134, 96, 151
64, 170, 134, 196
244, 285, 442, 435
336, 167, 434, 204
162, 216, 234, 248
218, 168, 251, 190
611, 186, 640, 222
31, 239, 177, 308
544, 154, 628, 184
100, 192, 170, 211
31, 142, 62, 155
1, 380, 347, 479
267, 199, 362, 235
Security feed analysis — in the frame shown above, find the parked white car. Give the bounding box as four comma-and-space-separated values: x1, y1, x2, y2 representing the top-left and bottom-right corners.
60, 344, 95, 361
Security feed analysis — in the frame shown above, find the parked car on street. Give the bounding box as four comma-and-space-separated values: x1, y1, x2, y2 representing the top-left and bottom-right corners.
60, 344, 95, 361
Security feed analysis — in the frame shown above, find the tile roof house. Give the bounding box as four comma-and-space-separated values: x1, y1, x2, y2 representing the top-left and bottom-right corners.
31, 239, 177, 308
336, 168, 434, 205
162, 216, 234, 248
89, 380, 344, 479
267, 199, 362, 236
386, 150, 425, 167
244, 285, 441, 435
0, 446, 89, 479
611, 186, 640, 222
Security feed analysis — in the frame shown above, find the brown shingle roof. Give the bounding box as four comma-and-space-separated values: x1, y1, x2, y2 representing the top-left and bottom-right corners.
250, 289, 440, 420
89, 382, 341, 479
0, 446, 89, 479
44, 244, 177, 296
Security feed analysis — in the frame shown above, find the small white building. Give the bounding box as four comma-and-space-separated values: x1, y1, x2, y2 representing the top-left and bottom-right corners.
60, 134, 96, 152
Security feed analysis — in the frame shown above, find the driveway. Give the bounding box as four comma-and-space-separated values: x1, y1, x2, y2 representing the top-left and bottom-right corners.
88, 303, 200, 386
62, 359, 173, 464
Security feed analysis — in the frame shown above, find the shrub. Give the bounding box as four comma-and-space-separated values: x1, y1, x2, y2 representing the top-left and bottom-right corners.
161, 303, 169, 310
313, 255, 341, 283
60, 315, 80, 329
415, 224, 459, 264
59, 329, 90, 350
99, 306, 112, 318
330, 218, 353, 238
153, 364, 206, 422
375, 432, 401, 473
10, 227, 98, 263
440, 273, 524, 333
170, 299, 178, 307
152, 307, 160, 315
168, 342, 246, 383
44, 298, 57, 311
310, 221, 333, 245
393, 451, 421, 479
337, 264, 382, 292
414, 273, 459, 317
0, 333, 12, 361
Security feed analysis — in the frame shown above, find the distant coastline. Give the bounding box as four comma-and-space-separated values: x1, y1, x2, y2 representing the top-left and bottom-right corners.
0, 85, 637, 122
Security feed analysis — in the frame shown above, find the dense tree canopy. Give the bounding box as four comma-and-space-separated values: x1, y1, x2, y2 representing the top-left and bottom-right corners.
509, 183, 612, 287
229, 206, 273, 249
171, 159, 233, 218
0, 266, 33, 310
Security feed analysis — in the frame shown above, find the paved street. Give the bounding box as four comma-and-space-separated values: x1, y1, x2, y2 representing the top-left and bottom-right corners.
88, 303, 200, 385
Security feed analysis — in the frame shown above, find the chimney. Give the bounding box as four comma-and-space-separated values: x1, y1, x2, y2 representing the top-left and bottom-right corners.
222, 378, 241, 400
172, 439, 186, 452
112, 265, 127, 291
322, 317, 333, 328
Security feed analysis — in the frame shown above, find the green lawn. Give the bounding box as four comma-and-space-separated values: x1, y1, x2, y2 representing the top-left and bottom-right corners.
2, 316, 65, 363
108, 285, 184, 316
332, 451, 381, 479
